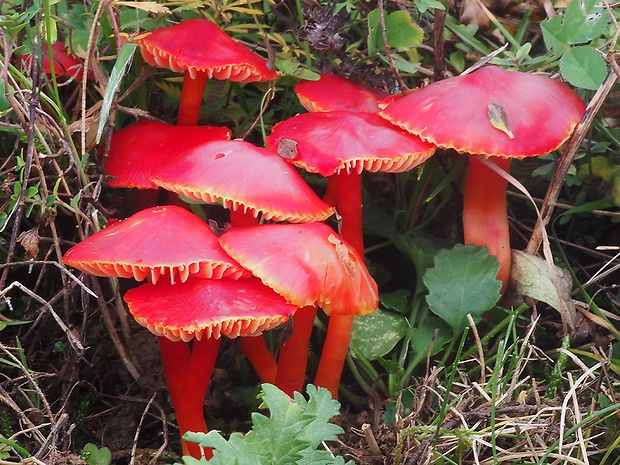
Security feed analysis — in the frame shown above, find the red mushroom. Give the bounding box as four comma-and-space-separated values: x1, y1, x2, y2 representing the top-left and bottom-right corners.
104, 120, 231, 210
150, 139, 335, 225
133, 18, 277, 126
380, 66, 586, 291
295, 73, 389, 113
62, 206, 255, 458
22, 41, 85, 80
62, 206, 248, 284
150, 138, 334, 383
266, 111, 435, 395
124, 276, 296, 457
219, 223, 378, 397
105, 120, 231, 190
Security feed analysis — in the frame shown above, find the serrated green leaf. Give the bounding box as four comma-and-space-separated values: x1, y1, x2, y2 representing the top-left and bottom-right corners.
351, 310, 409, 360
190, 384, 345, 465
423, 244, 501, 334
96, 43, 137, 143
560, 46, 607, 90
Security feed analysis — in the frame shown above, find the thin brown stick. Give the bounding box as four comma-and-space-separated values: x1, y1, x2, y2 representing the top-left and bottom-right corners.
525, 52, 620, 256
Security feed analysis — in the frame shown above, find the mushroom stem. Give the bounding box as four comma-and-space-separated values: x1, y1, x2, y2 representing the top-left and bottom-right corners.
241, 337, 277, 383
314, 314, 355, 399
275, 306, 317, 396
159, 337, 190, 410
335, 171, 364, 254
462, 155, 511, 292
314, 171, 363, 399
174, 337, 220, 459
229, 209, 280, 381
177, 71, 209, 126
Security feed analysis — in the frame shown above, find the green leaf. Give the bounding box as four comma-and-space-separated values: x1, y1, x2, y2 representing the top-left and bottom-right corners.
409, 315, 452, 367
563, 0, 606, 44
184, 384, 348, 465
380, 289, 411, 314
540, 16, 569, 55
367, 9, 424, 56
560, 46, 607, 90
80, 443, 111, 465
95, 42, 137, 143
351, 310, 409, 360
423, 244, 501, 334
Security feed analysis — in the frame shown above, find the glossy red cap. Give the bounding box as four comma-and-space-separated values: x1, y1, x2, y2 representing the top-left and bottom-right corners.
219, 223, 379, 316
134, 19, 277, 82
295, 74, 388, 113
380, 66, 586, 158
124, 277, 296, 342
266, 111, 435, 177
62, 206, 249, 284
105, 120, 231, 189
151, 139, 335, 223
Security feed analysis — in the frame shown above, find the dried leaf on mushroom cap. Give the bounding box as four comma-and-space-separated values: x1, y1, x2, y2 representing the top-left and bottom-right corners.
151, 139, 335, 223
266, 111, 436, 177
380, 66, 586, 158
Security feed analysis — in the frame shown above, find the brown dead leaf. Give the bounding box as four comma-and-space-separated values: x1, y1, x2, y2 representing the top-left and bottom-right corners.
17, 226, 40, 258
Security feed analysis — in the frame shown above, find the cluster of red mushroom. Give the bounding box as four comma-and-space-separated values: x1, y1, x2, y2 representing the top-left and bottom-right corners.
61, 14, 587, 460
63, 18, 382, 460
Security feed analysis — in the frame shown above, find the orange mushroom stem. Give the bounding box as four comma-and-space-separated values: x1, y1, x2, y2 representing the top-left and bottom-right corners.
463, 155, 512, 291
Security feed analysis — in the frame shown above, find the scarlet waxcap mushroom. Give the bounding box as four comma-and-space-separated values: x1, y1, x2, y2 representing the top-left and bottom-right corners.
133, 18, 277, 126
151, 139, 335, 223
219, 223, 379, 317
266, 111, 436, 176
124, 277, 296, 342
380, 65, 586, 157
62, 206, 249, 284
380, 65, 586, 291
295, 74, 389, 113
134, 18, 277, 83
105, 120, 232, 189
22, 41, 85, 80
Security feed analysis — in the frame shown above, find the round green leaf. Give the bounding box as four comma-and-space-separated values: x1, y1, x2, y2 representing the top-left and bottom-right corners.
423, 244, 501, 334
560, 46, 607, 90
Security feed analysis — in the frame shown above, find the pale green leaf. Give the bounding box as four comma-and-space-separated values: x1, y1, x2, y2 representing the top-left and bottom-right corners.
351, 310, 409, 360
510, 250, 576, 327
95, 43, 137, 143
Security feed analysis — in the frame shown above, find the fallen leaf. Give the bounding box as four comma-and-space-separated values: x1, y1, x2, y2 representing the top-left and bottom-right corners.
511, 250, 576, 327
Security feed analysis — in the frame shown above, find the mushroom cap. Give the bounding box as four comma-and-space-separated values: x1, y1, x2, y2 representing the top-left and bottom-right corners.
133, 18, 278, 82
62, 206, 249, 284
124, 277, 296, 342
380, 66, 586, 158
105, 120, 232, 189
22, 42, 85, 79
151, 139, 335, 223
266, 111, 436, 177
295, 74, 389, 113
219, 223, 379, 316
